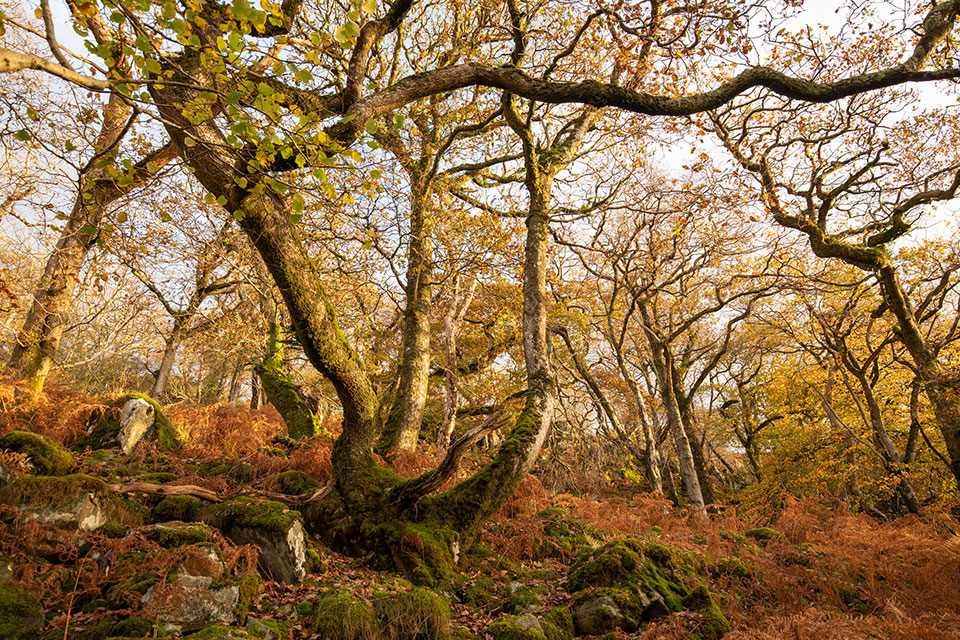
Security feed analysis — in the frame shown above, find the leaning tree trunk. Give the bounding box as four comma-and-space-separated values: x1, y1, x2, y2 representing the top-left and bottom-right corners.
379, 187, 434, 455
5, 100, 174, 399
150, 317, 185, 399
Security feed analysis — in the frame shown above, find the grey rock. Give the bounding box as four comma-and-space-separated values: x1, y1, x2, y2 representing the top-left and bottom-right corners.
33, 492, 109, 531
142, 575, 239, 633
516, 612, 543, 632
573, 596, 622, 636
227, 519, 307, 584
119, 398, 155, 454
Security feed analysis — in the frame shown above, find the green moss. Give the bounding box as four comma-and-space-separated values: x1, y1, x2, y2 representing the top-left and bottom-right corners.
313, 592, 379, 640
295, 602, 313, 618
372, 587, 450, 640
235, 573, 261, 625
0, 580, 43, 639
540, 607, 573, 640
152, 496, 202, 523
199, 497, 300, 535
450, 628, 480, 640
184, 623, 252, 639
257, 323, 323, 440
146, 523, 213, 548
505, 584, 541, 614
681, 586, 731, 640
110, 616, 155, 637
837, 584, 872, 616
0, 473, 143, 526
571, 587, 643, 632
0, 430, 73, 475
137, 472, 177, 484
487, 618, 547, 640
124, 393, 182, 449
535, 508, 600, 559
274, 470, 320, 496
459, 576, 501, 608
710, 558, 752, 579
365, 520, 458, 586
743, 527, 780, 542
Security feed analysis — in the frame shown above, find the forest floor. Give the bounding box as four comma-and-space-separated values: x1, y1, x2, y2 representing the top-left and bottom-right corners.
1, 380, 960, 640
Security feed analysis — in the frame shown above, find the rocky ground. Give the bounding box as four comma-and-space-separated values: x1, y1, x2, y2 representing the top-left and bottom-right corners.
2, 388, 960, 639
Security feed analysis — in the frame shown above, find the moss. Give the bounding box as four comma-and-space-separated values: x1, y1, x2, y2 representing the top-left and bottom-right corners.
505, 584, 541, 614
571, 587, 643, 632
199, 497, 301, 535
487, 618, 547, 640
110, 616, 155, 637
0, 580, 43, 639
232, 573, 260, 625
365, 520, 458, 586
450, 628, 479, 640
196, 461, 256, 484
295, 601, 313, 618
535, 507, 600, 559
95, 522, 129, 538
137, 472, 178, 484
743, 527, 780, 543
124, 393, 182, 449
837, 584, 872, 616
372, 587, 450, 640
146, 523, 213, 548
107, 574, 160, 604
274, 470, 320, 496
152, 496, 202, 523
540, 607, 574, 640
307, 547, 323, 572
0, 473, 143, 526
0, 430, 73, 475
184, 624, 252, 639
681, 585, 731, 640
313, 592, 379, 640
459, 576, 501, 608
256, 323, 323, 440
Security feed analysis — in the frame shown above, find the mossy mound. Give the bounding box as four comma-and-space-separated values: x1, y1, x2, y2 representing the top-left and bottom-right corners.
487, 617, 546, 640
0, 430, 73, 476
567, 538, 729, 636
0, 580, 43, 639
744, 527, 781, 543
313, 592, 379, 640
273, 470, 320, 496
536, 507, 601, 559
152, 495, 202, 523
362, 520, 459, 587
682, 586, 733, 639
146, 522, 214, 548
75, 393, 182, 452
372, 587, 450, 640
0, 473, 144, 528
199, 497, 300, 536
540, 607, 574, 640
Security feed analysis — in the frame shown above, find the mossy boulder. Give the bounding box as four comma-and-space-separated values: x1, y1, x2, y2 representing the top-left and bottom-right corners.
536, 507, 601, 559
196, 461, 256, 485
0, 430, 73, 476
539, 607, 574, 640
744, 527, 780, 543
200, 497, 307, 583
487, 616, 546, 640
681, 586, 733, 639
566, 538, 729, 636
372, 587, 450, 640
143, 575, 242, 633
152, 495, 202, 523
0, 473, 143, 531
146, 522, 214, 548
0, 580, 43, 639
76, 394, 182, 453
313, 593, 379, 640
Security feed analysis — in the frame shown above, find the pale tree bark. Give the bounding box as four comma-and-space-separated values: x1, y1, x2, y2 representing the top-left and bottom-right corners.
437, 276, 477, 449
378, 184, 434, 453
639, 302, 705, 508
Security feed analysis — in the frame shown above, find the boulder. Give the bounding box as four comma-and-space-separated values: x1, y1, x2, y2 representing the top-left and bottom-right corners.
142, 575, 239, 633
0, 474, 143, 531
572, 595, 621, 636
200, 497, 308, 583
0, 431, 73, 476
76, 393, 181, 452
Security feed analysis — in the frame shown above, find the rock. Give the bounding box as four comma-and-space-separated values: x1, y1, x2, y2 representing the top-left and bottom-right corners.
200, 497, 308, 583
76, 393, 181, 452
515, 612, 542, 632
118, 398, 155, 453
143, 575, 239, 633
0, 580, 43, 639
0, 474, 143, 531
573, 595, 621, 636
0, 431, 73, 475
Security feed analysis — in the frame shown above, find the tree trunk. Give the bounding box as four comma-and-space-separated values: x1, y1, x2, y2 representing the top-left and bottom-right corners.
640, 308, 704, 508
378, 187, 433, 454
5, 99, 174, 399
227, 361, 243, 403
250, 369, 263, 410
256, 320, 322, 439
150, 319, 185, 399
438, 276, 476, 449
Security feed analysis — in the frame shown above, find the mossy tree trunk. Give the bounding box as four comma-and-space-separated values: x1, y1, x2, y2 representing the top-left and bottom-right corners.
255, 319, 323, 439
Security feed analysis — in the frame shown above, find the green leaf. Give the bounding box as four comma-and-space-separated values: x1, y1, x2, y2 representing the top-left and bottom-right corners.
159, 211, 172, 222
184, 137, 197, 147
235, 176, 248, 188
393, 113, 405, 129
362, 0, 377, 14
216, 195, 227, 206
116, 211, 128, 223
364, 119, 378, 135
14, 129, 30, 141
81, 225, 99, 235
